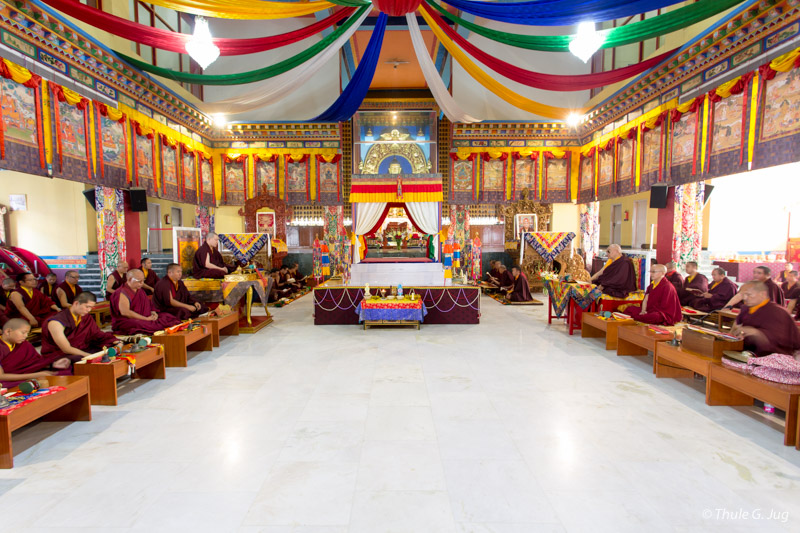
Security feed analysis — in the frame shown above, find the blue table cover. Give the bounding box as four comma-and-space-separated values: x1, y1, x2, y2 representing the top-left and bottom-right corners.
356, 303, 428, 323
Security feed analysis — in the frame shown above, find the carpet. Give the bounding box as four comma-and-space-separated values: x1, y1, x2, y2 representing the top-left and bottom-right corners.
360, 257, 433, 263
268, 287, 312, 307
487, 292, 544, 306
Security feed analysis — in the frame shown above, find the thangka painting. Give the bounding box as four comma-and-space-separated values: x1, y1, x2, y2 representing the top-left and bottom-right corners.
57, 100, 86, 159
257, 211, 275, 236
760, 68, 800, 141
578, 154, 594, 203
450, 157, 475, 204
134, 133, 157, 196
1, 78, 37, 147
285, 156, 309, 204
545, 157, 569, 202
161, 143, 180, 201
616, 140, 634, 195
254, 157, 277, 196
712, 93, 744, 153
513, 157, 536, 200
317, 159, 340, 203
175, 228, 202, 277
598, 150, 614, 188
181, 150, 197, 204
641, 128, 662, 188
97, 115, 127, 188
222, 157, 246, 205
199, 157, 215, 206
480, 157, 505, 203
670, 114, 696, 166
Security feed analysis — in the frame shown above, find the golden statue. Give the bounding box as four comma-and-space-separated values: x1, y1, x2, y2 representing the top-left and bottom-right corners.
388, 157, 403, 174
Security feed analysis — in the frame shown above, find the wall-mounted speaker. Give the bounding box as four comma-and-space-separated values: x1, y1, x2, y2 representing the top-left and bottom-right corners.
128, 188, 147, 212
649, 185, 669, 209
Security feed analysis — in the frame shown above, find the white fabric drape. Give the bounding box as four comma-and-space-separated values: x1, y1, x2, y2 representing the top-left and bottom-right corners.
406, 13, 480, 124
353, 202, 387, 264
200, 8, 370, 116
405, 201, 441, 261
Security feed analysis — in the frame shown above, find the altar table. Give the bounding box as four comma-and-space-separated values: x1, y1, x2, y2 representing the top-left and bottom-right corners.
356, 299, 428, 324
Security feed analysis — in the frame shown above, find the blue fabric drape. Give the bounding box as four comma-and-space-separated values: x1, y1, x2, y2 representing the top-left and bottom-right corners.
439, 0, 685, 26
312, 12, 387, 122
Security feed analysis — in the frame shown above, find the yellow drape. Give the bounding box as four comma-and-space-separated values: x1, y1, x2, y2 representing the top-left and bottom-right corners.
700, 94, 709, 173
1, 58, 34, 84
144, 0, 334, 19
748, 70, 760, 168
60, 86, 85, 107
770, 48, 800, 72
419, 5, 588, 121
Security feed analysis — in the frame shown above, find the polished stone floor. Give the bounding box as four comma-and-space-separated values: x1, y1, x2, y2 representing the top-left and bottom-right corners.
2, 295, 800, 532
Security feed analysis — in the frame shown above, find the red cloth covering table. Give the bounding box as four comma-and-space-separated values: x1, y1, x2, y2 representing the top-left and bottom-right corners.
314, 285, 480, 325
357, 298, 427, 323
543, 280, 600, 335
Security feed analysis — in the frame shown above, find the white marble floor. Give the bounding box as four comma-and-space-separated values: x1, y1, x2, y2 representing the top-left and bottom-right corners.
2, 295, 800, 532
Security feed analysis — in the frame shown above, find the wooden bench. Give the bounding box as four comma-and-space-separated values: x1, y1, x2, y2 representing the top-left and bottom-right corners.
581, 313, 635, 350
199, 311, 240, 347
152, 326, 214, 367
89, 301, 111, 328
707, 362, 800, 447
0, 376, 91, 468
616, 325, 674, 361
73, 346, 166, 406
654, 330, 744, 383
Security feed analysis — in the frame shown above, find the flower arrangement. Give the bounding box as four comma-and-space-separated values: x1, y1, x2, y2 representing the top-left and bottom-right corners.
539, 270, 559, 281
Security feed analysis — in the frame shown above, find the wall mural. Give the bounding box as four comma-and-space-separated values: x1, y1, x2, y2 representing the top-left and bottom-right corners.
760, 68, 800, 141
712, 93, 744, 153
0, 78, 37, 146
671, 113, 696, 166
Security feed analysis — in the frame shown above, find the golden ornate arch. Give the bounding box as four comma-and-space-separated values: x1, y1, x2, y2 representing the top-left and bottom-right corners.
359, 129, 431, 174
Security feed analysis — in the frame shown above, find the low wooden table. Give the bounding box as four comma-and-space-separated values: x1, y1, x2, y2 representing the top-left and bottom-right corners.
0, 376, 91, 468
616, 325, 674, 360
73, 346, 166, 405
716, 309, 739, 331
89, 301, 111, 328
199, 311, 240, 347
152, 327, 214, 367
707, 362, 800, 447
581, 314, 635, 350
364, 320, 420, 330
654, 342, 716, 382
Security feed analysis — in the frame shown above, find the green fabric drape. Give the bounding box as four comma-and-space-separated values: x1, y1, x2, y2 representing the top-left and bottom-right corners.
428, 0, 745, 52
327, 0, 371, 5
115, 5, 369, 85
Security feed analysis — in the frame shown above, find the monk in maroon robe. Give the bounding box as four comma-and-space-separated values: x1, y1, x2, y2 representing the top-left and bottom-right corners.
105, 261, 129, 301
140, 257, 159, 296
678, 261, 708, 306
692, 268, 738, 312
778, 263, 793, 283
110, 269, 180, 335
492, 265, 514, 292
485, 260, 500, 285
591, 244, 637, 298
192, 232, 234, 279
732, 282, 800, 356
0, 278, 15, 309
38, 273, 58, 301
0, 318, 69, 388
782, 270, 799, 317
626, 264, 682, 325
506, 266, 533, 302
153, 263, 209, 320
42, 292, 122, 363
55, 270, 83, 309
6, 272, 59, 327
722, 265, 784, 310
664, 262, 684, 295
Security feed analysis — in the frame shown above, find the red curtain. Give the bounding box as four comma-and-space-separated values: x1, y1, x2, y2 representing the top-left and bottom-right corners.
365, 202, 425, 236
373, 0, 423, 16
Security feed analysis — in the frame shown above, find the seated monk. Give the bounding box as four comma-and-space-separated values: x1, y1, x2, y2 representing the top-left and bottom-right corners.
38, 273, 58, 301
6, 272, 59, 327
492, 265, 514, 291
279, 265, 299, 294
55, 270, 83, 309
625, 264, 682, 325
140, 257, 159, 296
105, 261, 129, 301
41, 292, 122, 364
731, 282, 800, 356
692, 268, 738, 312
591, 244, 637, 298
722, 265, 784, 310
110, 269, 180, 335
485, 260, 500, 285
678, 261, 708, 306
0, 277, 16, 308
153, 263, 209, 320
268, 270, 292, 302
192, 232, 235, 279
782, 270, 800, 317
288, 263, 307, 288
0, 318, 70, 388
664, 262, 684, 295
506, 266, 533, 302
778, 262, 793, 283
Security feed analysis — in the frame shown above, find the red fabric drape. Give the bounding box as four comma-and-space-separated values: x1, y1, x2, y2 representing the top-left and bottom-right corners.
39, 0, 355, 56
424, 5, 678, 92
365, 202, 425, 236
0, 63, 44, 166
373, 0, 423, 16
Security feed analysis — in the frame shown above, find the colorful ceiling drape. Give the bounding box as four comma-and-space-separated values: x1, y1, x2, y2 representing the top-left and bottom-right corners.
313, 13, 388, 122
141, 0, 341, 19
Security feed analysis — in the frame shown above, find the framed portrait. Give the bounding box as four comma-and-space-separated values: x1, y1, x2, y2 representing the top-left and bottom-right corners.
514, 213, 538, 239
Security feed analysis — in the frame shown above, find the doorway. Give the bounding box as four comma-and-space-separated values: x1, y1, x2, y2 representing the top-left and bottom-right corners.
147, 203, 161, 253
632, 199, 648, 249
171, 206, 183, 227
611, 204, 622, 245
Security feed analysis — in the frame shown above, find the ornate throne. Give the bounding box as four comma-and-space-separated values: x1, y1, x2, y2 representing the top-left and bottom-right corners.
238, 188, 291, 269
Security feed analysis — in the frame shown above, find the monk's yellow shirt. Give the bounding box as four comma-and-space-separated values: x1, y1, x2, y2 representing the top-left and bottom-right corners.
748, 299, 769, 314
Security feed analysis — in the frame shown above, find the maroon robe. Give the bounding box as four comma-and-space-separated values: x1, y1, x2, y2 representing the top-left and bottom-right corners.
664, 270, 684, 295
487, 268, 500, 283
110, 285, 180, 335
0, 340, 63, 388
0, 289, 12, 309
782, 281, 800, 302
6, 287, 56, 324
679, 273, 709, 306
496, 270, 514, 289
41, 309, 119, 363
737, 301, 800, 356
141, 268, 159, 296
192, 242, 234, 279
153, 278, 209, 320
507, 272, 533, 302
692, 277, 738, 312
779, 270, 790, 283
56, 281, 83, 308
105, 270, 125, 301
596, 256, 637, 298
627, 279, 682, 325
764, 278, 785, 307
39, 281, 57, 300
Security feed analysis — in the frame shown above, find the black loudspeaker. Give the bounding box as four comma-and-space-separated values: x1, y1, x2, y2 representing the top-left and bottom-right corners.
82, 189, 97, 210
129, 188, 148, 212
649, 185, 669, 209
703, 184, 714, 205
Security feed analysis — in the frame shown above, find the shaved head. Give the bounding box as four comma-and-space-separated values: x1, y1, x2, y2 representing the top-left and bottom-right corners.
3, 318, 30, 331
127, 269, 143, 280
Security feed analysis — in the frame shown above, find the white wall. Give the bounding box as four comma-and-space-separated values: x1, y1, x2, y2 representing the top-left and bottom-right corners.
707, 163, 800, 253
552, 203, 579, 235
